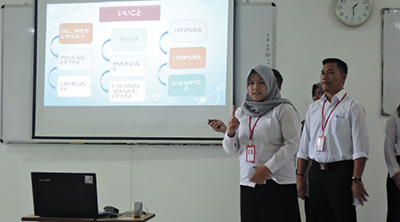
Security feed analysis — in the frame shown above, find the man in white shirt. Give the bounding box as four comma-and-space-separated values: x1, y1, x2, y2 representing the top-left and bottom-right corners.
296, 58, 369, 222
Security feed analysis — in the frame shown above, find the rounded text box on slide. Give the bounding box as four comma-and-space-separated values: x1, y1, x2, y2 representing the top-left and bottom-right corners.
57, 76, 92, 97
170, 20, 207, 42
110, 55, 146, 77
58, 50, 92, 71
168, 74, 205, 97
59, 23, 93, 44
109, 81, 145, 102
111, 29, 147, 51
169, 47, 206, 69
99, 5, 160, 22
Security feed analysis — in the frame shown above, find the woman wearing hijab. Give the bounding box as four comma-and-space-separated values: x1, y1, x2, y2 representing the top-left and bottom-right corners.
384, 104, 400, 222
312, 82, 324, 101
223, 65, 301, 222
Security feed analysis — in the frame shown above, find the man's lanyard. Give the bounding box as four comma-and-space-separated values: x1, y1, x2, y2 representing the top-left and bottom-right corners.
321, 93, 347, 135
249, 116, 262, 145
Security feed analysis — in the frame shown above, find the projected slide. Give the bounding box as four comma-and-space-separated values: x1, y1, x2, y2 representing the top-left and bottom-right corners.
43, 0, 229, 106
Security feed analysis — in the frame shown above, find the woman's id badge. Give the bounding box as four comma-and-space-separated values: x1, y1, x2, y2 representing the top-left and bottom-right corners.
317, 135, 325, 152
246, 144, 255, 162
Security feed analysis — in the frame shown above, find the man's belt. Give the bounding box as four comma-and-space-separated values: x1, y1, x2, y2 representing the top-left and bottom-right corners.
312, 160, 354, 171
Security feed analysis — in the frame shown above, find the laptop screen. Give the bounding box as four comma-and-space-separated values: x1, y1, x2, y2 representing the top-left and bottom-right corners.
31, 172, 98, 218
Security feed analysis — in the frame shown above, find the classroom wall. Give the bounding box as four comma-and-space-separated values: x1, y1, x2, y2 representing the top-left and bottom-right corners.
0, 0, 398, 221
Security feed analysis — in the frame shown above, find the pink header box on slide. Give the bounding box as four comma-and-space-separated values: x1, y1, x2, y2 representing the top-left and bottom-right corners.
99, 5, 161, 22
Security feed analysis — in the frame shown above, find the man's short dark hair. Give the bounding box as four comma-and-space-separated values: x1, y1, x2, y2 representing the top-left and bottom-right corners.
272, 69, 283, 90
322, 58, 348, 75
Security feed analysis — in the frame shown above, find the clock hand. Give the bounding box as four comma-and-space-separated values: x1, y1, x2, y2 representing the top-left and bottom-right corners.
347, 3, 359, 17
352, 3, 359, 17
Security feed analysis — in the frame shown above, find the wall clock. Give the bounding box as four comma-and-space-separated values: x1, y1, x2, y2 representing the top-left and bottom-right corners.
334, 0, 372, 26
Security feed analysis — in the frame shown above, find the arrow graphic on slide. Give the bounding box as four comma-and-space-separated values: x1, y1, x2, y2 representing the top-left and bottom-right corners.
214, 93, 221, 105
50, 36, 59, 58
48, 67, 57, 89
101, 39, 111, 62
100, 70, 110, 93
159, 31, 168, 55
158, 63, 167, 86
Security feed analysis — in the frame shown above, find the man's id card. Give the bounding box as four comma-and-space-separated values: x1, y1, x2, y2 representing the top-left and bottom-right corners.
246, 144, 255, 162
317, 135, 325, 152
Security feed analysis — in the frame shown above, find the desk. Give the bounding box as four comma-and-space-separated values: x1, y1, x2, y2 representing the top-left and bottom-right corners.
21, 212, 155, 222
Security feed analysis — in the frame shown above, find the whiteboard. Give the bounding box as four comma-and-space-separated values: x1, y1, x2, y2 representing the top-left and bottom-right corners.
234, 3, 276, 106
1, 5, 34, 143
0, 3, 276, 143
382, 8, 400, 116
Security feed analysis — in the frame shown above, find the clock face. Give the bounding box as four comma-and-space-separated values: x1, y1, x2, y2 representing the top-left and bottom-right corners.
334, 0, 372, 26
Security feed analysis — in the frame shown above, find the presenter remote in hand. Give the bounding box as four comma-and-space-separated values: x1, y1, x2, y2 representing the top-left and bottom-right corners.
223, 65, 301, 222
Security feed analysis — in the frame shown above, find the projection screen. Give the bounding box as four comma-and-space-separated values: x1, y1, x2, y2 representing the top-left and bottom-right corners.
34, 0, 233, 142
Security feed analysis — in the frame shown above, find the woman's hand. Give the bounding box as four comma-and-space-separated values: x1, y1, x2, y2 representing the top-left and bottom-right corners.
207, 119, 227, 133
227, 105, 240, 137
249, 165, 271, 184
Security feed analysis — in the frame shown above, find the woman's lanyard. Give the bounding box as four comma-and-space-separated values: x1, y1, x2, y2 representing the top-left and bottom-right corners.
321, 93, 347, 136
246, 116, 262, 162
248, 116, 262, 145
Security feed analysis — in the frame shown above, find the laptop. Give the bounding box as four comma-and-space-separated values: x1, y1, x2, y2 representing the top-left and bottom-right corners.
31, 172, 99, 218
